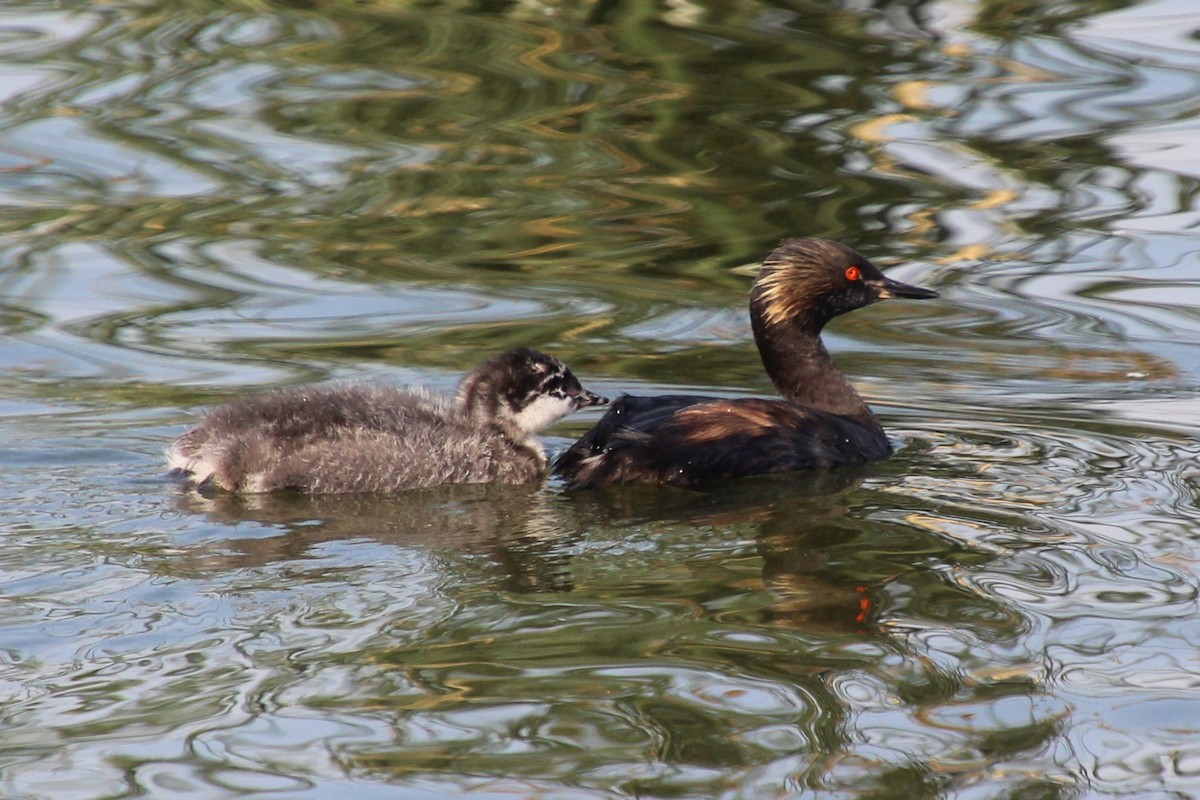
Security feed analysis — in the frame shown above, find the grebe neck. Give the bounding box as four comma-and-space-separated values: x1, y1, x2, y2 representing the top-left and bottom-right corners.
753, 318, 875, 421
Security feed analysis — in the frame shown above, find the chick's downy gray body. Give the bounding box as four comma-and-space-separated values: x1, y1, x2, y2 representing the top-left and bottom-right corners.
167, 348, 606, 494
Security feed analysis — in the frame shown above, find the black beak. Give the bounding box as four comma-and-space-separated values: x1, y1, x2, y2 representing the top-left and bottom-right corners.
574, 389, 609, 408
873, 275, 939, 300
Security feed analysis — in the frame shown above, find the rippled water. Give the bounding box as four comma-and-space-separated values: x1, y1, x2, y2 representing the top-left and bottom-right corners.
2, 0, 1200, 797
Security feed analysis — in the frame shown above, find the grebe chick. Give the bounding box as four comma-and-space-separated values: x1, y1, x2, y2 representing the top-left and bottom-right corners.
553, 238, 938, 488
168, 348, 607, 494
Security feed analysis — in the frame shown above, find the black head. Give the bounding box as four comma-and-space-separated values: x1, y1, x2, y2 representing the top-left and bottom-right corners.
750, 238, 938, 333
456, 348, 609, 433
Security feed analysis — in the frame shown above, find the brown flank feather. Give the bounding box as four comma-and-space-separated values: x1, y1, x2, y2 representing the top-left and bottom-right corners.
676, 402, 782, 443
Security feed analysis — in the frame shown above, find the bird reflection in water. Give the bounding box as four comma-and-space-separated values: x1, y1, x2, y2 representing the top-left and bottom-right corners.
561, 466, 885, 636
170, 466, 897, 635
171, 483, 580, 594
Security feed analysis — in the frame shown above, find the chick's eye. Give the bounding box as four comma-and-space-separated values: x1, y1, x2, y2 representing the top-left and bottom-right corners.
845, 266, 862, 282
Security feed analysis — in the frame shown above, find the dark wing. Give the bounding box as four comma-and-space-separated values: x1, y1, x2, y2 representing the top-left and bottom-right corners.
553, 395, 890, 489
551, 395, 708, 482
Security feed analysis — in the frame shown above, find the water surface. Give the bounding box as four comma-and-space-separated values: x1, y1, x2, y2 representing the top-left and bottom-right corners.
2, 0, 1200, 797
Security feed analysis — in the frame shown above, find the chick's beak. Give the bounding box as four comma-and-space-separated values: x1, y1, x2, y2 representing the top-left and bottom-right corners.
574, 389, 609, 408
873, 275, 939, 301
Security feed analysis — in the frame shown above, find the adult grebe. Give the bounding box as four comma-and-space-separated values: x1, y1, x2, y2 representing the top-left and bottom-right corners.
553, 238, 937, 488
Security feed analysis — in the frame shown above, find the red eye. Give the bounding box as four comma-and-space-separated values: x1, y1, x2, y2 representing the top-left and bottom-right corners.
845, 266, 862, 282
